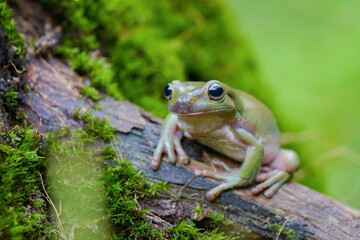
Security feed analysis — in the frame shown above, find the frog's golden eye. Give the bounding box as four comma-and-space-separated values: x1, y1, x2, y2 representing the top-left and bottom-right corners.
208, 83, 225, 101
164, 83, 173, 100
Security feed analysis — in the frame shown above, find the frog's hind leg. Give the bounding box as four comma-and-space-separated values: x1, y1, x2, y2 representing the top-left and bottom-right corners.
269, 148, 299, 173
251, 149, 299, 198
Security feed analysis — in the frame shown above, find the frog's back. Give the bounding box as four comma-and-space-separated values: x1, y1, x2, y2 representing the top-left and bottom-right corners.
232, 89, 281, 163
234, 90, 279, 136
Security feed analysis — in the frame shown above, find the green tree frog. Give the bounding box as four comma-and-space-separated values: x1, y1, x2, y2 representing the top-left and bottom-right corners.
152, 80, 299, 201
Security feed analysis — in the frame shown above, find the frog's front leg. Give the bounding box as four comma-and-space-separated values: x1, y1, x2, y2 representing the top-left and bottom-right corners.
152, 114, 189, 170
196, 129, 264, 201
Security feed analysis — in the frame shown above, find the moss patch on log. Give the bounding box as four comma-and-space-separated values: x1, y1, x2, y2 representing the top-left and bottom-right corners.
0, 2, 26, 122
44, 110, 234, 239
0, 125, 54, 239
41, 0, 270, 117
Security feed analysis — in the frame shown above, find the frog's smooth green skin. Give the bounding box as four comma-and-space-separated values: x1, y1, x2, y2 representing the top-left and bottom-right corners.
152, 80, 300, 201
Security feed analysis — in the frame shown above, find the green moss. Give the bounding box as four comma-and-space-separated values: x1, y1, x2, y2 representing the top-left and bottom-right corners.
59, 45, 122, 100
264, 222, 297, 239
0, 125, 54, 239
0, 2, 26, 123
193, 205, 203, 215
3, 88, 18, 109
208, 211, 233, 226
193, 206, 233, 227
0, 2, 25, 59
41, 0, 269, 118
73, 107, 116, 141
45, 113, 233, 239
104, 162, 233, 239
0, 6, 48, 238
81, 85, 102, 101
45, 126, 111, 239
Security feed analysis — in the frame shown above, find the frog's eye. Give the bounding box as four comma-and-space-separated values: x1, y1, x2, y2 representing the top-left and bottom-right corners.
164, 83, 173, 100
208, 83, 225, 101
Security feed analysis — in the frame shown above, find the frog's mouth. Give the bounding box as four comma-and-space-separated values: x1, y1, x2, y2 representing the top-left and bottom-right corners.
170, 108, 232, 116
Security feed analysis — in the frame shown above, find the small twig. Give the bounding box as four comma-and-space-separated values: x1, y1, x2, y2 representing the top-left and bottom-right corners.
276, 217, 297, 240
145, 137, 154, 149
177, 175, 201, 201
35, 117, 43, 133
38, 172, 67, 239
110, 138, 123, 162
145, 211, 171, 225
134, 193, 171, 225
134, 193, 142, 212
58, 200, 62, 217
10, 61, 27, 74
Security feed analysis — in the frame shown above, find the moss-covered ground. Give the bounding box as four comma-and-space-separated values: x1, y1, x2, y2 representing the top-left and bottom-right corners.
1, 3, 52, 239
0, 125, 54, 239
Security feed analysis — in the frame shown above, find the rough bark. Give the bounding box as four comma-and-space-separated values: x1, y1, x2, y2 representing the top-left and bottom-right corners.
9, 0, 360, 239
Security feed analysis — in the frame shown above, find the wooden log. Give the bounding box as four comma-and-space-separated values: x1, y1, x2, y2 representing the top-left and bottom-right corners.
11, 0, 360, 239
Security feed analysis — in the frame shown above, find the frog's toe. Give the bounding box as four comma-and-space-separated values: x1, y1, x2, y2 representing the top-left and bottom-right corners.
255, 169, 278, 182
152, 141, 165, 170
178, 154, 190, 165
211, 159, 233, 172
195, 169, 230, 181
150, 159, 160, 171
205, 188, 219, 202
205, 180, 239, 201
164, 141, 176, 164
263, 178, 288, 198
259, 166, 274, 173
173, 131, 189, 165
251, 170, 290, 196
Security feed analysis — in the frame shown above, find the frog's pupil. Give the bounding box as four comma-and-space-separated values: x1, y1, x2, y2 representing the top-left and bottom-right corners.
164, 84, 172, 99
209, 84, 224, 100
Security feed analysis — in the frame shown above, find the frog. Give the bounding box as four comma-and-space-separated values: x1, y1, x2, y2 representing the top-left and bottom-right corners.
151, 80, 299, 201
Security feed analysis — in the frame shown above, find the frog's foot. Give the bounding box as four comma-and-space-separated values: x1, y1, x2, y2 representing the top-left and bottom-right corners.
152, 130, 189, 170
195, 169, 250, 201
251, 148, 300, 198
251, 169, 290, 198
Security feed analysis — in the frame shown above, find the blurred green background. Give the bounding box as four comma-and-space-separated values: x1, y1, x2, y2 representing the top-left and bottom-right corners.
228, 0, 360, 208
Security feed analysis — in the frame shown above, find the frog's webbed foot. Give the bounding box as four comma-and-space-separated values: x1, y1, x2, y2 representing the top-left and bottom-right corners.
195, 169, 250, 201
251, 169, 290, 198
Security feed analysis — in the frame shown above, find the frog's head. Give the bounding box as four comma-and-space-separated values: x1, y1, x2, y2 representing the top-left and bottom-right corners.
164, 80, 237, 117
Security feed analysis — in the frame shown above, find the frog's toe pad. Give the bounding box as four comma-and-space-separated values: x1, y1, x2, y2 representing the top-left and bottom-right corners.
178, 155, 190, 165
150, 160, 160, 171
205, 190, 217, 202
